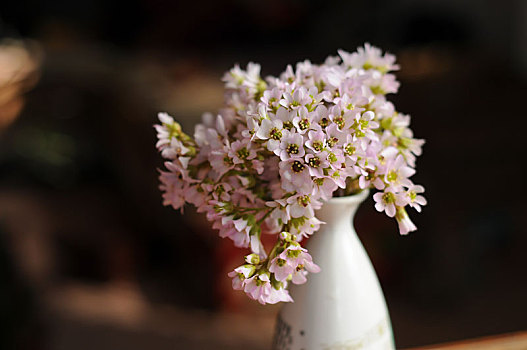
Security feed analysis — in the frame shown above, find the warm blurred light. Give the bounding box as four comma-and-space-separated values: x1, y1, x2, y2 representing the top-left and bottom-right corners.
0, 39, 42, 130
397, 45, 456, 81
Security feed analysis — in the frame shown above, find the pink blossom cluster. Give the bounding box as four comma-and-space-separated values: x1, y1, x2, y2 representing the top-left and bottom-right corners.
155, 44, 426, 304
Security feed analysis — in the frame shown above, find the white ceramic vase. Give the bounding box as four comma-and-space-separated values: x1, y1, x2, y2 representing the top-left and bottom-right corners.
272, 190, 395, 350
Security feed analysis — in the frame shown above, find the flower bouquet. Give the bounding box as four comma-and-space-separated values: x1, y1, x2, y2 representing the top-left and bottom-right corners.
155, 44, 426, 305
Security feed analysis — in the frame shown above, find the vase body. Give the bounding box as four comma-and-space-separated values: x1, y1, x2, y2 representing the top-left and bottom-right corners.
272, 190, 395, 350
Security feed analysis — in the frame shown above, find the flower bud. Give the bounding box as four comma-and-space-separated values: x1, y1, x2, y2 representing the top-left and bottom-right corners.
245, 253, 260, 265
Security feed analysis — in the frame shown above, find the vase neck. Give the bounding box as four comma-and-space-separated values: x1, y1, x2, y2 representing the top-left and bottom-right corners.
316, 190, 369, 224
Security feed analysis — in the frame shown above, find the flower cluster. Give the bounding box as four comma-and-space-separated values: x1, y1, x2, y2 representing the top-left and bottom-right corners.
155, 44, 426, 304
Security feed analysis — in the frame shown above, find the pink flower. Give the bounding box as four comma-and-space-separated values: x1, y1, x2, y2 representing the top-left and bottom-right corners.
209, 183, 232, 201
228, 140, 257, 165
279, 64, 295, 84
373, 188, 402, 218
324, 65, 346, 88
261, 87, 282, 108
328, 105, 355, 130
184, 185, 207, 207
398, 131, 425, 167
355, 111, 379, 139
290, 216, 323, 239
405, 185, 427, 212
279, 158, 313, 194
305, 126, 327, 153
277, 132, 305, 161
241, 117, 260, 140
342, 134, 362, 163
216, 217, 251, 248
158, 170, 186, 210
255, 118, 285, 153
280, 86, 311, 109
269, 257, 295, 282
305, 152, 329, 178
164, 160, 194, 182
326, 168, 347, 189
275, 106, 295, 130
380, 73, 400, 94
312, 177, 338, 201
159, 137, 189, 160
325, 123, 345, 148
338, 43, 399, 72
292, 106, 314, 134
263, 212, 285, 234
228, 265, 255, 290
265, 286, 293, 304
154, 112, 176, 150
326, 149, 345, 170
194, 124, 223, 149
250, 235, 266, 258
222, 62, 263, 96
244, 273, 292, 305
395, 207, 417, 235
208, 143, 234, 177
311, 104, 329, 127
383, 155, 415, 189
286, 194, 318, 218
334, 91, 368, 114
276, 245, 320, 284
359, 172, 384, 190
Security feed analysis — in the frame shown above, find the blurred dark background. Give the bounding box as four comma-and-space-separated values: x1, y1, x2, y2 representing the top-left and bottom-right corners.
0, 0, 526, 349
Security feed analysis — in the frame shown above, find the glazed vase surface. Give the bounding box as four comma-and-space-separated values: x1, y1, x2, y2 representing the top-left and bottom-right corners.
273, 190, 395, 350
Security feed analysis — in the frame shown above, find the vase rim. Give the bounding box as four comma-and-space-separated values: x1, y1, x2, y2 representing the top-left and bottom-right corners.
324, 189, 370, 205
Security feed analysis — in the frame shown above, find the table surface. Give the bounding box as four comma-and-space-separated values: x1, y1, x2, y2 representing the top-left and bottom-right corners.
45, 282, 527, 350
409, 331, 527, 350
